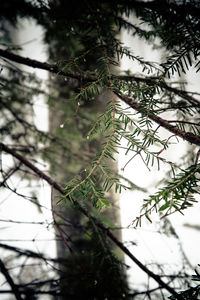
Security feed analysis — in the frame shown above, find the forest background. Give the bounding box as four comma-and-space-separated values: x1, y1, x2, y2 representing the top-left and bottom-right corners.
0, 1, 200, 299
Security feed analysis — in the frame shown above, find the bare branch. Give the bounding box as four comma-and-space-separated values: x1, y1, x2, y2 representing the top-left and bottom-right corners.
0, 163, 21, 187
0, 242, 57, 262
0, 259, 22, 300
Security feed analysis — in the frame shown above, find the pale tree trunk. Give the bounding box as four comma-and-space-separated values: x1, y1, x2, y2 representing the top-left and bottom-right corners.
49, 88, 122, 257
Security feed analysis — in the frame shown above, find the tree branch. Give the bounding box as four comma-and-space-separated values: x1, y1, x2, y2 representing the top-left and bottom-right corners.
1, 48, 199, 107
0, 242, 58, 262
97, 222, 181, 298
0, 163, 21, 187
0, 142, 181, 298
0, 48, 95, 82
117, 74, 200, 106
0, 259, 22, 300
116, 92, 200, 146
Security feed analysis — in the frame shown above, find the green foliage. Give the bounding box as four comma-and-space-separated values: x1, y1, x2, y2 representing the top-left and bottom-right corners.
134, 164, 200, 226
1, 1, 200, 298
1, 0, 200, 222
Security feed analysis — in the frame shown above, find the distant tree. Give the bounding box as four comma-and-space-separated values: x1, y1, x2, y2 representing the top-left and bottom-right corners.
0, 1, 200, 299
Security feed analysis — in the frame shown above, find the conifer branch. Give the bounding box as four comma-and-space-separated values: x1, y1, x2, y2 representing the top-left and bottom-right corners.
0, 48, 96, 82
0, 142, 180, 298
1, 48, 199, 106
116, 92, 200, 146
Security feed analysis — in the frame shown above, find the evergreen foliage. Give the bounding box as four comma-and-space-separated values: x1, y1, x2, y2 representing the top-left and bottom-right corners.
0, 0, 200, 299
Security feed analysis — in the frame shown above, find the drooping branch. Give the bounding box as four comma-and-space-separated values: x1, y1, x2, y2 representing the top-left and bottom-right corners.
0, 142, 181, 298
0, 142, 64, 193
97, 222, 181, 298
116, 92, 200, 146
0, 259, 22, 300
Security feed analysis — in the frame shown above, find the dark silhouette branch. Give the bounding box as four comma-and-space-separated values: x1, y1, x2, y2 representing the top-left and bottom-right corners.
167, 120, 200, 127
0, 142, 181, 298
97, 221, 181, 298
0, 242, 58, 262
0, 48, 95, 82
0, 289, 62, 296
0, 143, 64, 193
0, 218, 44, 225
130, 285, 169, 298
0, 259, 22, 300
0, 163, 21, 187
